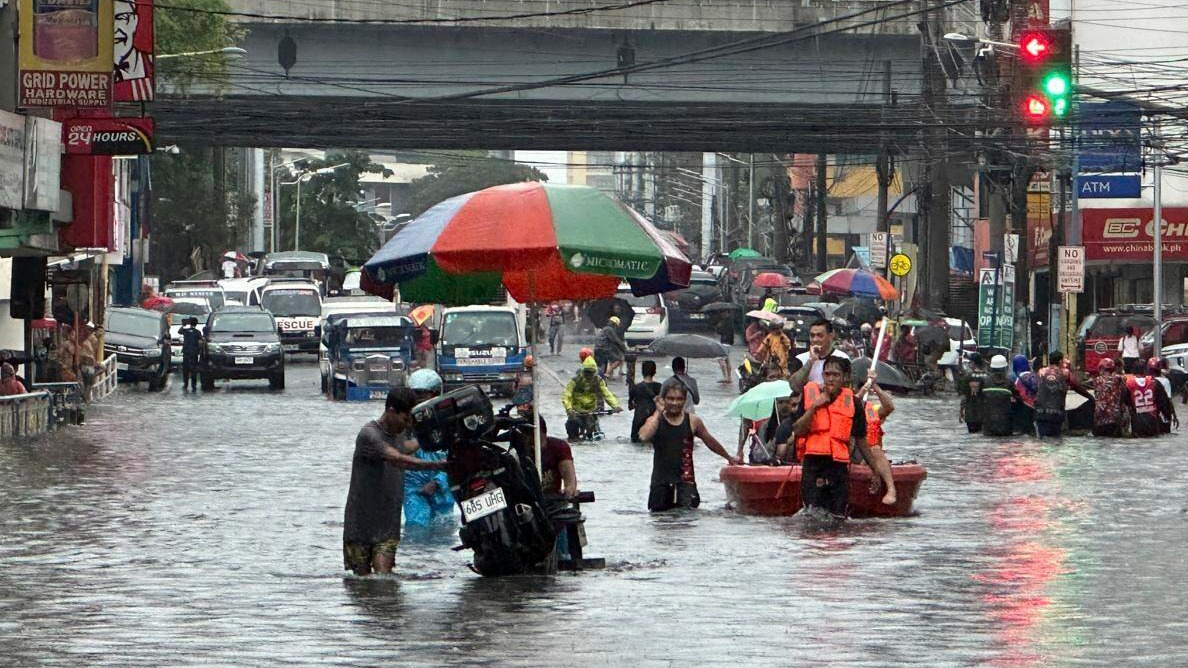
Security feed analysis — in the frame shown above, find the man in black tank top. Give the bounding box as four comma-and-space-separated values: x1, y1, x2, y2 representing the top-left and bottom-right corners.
639, 377, 742, 511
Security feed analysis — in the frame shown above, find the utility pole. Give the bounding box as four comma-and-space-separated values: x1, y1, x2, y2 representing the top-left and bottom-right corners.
920, 0, 950, 309
1153, 120, 1164, 353
0, 0, 15, 111
876, 60, 894, 237
815, 153, 827, 272
748, 153, 756, 249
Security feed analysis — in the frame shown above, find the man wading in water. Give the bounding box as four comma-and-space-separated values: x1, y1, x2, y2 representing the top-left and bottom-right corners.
343, 387, 445, 576
639, 378, 741, 511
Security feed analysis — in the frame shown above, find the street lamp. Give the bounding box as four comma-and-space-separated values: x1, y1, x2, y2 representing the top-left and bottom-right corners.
282, 163, 350, 251
156, 47, 247, 61
941, 33, 1019, 49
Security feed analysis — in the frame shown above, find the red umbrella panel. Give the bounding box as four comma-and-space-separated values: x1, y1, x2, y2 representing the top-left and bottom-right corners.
751, 272, 792, 289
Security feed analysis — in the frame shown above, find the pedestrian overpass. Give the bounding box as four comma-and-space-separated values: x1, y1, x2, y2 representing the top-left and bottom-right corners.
153, 0, 980, 152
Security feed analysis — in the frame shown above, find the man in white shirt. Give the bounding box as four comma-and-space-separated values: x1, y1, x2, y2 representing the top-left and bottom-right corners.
221, 258, 239, 279
789, 319, 850, 387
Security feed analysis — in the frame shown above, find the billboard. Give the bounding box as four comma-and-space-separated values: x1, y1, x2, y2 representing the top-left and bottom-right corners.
1082, 208, 1188, 262
0, 111, 26, 210
18, 0, 114, 108
1078, 102, 1142, 173
113, 0, 153, 101
63, 116, 153, 154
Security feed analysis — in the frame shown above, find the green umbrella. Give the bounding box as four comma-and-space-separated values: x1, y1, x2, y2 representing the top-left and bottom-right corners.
727, 380, 793, 420
729, 248, 761, 260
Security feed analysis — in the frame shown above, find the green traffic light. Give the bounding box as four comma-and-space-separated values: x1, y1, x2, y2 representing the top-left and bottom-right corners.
1043, 72, 1070, 97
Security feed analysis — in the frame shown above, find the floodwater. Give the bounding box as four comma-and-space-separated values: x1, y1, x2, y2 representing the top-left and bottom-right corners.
2, 352, 1187, 666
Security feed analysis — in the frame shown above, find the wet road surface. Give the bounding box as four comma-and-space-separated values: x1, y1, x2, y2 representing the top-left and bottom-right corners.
2, 351, 1187, 666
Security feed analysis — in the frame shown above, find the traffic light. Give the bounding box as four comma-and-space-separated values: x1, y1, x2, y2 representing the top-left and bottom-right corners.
1016, 28, 1072, 124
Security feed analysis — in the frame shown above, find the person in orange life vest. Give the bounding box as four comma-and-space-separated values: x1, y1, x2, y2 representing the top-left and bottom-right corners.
791, 356, 896, 516
1125, 366, 1172, 438
855, 367, 895, 453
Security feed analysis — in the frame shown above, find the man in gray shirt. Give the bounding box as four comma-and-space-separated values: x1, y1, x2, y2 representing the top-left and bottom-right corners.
343, 387, 445, 576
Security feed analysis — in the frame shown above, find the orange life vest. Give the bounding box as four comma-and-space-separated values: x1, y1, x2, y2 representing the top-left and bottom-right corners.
801, 383, 855, 463
864, 402, 883, 448
1125, 374, 1158, 415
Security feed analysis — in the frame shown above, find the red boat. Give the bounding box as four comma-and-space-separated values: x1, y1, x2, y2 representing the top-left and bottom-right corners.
719, 462, 927, 517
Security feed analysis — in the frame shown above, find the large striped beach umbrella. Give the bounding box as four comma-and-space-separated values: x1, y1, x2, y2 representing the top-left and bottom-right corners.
362, 182, 692, 304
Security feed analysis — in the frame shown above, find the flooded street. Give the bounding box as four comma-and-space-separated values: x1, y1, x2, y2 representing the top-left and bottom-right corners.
3, 352, 1187, 666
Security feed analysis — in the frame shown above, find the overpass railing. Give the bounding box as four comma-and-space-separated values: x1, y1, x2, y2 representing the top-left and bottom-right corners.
0, 391, 51, 441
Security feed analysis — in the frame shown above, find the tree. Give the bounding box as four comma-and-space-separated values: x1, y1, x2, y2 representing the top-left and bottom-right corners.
274, 151, 392, 263
150, 147, 254, 282
405, 152, 548, 216
155, 0, 244, 91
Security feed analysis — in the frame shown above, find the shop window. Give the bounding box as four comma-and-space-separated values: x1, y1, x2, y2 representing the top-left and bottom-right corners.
1133, 278, 1153, 304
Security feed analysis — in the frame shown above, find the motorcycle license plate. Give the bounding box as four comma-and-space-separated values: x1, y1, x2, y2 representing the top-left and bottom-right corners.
234, 356, 253, 365
461, 487, 507, 522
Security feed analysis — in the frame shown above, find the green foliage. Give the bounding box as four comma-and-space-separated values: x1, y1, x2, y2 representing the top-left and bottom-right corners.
274, 151, 392, 264
150, 147, 254, 282
405, 153, 548, 216
155, 0, 244, 91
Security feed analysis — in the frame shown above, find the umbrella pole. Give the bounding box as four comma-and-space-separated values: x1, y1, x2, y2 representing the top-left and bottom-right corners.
528, 277, 542, 475
870, 316, 889, 379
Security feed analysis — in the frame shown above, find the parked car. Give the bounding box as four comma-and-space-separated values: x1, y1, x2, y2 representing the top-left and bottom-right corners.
904, 317, 976, 368
164, 280, 226, 310
778, 305, 827, 349
1076, 307, 1158, 374
200, 306, 285, 390
616, 283, 669, 346
436, 305, 526, 396
1141, 314, 1188, 367
723, 256, 777, 299
218, 276, 270, 307
165, 301, 212, 367
321, 313, 415, 400
260, 279, 323, 354
104, 307, 170, 391
665, 269, 724, 332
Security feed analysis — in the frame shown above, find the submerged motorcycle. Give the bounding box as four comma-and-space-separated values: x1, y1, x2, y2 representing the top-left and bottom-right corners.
412, 386, 597, 576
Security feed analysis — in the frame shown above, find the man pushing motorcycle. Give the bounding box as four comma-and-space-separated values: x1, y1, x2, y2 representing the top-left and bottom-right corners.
562, 356, 622, 441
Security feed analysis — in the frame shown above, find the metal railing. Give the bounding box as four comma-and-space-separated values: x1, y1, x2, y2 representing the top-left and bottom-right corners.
0, 391, 51, 441
91, 354, 119, 402
30, 382, 86, 428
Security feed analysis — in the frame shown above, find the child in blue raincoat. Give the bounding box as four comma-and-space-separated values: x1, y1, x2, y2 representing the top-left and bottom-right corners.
403, 369, 455, 527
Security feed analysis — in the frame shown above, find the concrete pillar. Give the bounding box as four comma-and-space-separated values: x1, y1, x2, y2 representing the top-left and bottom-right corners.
701, 153, 717, 256
248, 148, 266, 251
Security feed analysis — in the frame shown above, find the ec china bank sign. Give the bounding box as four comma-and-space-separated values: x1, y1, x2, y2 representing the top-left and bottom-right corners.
1082, 208, 1188, 262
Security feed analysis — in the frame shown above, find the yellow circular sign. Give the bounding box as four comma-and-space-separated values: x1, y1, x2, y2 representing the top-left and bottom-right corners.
889, 253, 912, 277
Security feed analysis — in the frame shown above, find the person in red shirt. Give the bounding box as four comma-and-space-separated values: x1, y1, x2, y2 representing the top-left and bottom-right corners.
0, 363, 26, 396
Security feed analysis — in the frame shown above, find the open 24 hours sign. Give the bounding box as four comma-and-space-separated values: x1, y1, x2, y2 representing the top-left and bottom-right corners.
63, 116, 153, 154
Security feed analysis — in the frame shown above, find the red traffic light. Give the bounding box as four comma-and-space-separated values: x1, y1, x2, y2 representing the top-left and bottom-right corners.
1023, 94, 1050, 119
1019, 31, 1053, 63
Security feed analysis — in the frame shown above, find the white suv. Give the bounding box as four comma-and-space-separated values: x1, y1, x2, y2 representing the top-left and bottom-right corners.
616, 283, 669, 346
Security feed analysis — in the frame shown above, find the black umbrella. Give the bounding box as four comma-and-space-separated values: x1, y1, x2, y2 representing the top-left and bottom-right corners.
851, 357, 915, 393
701, 301, 738, 313
586, 298, 635, 331
914, 325, 949, 352
648, 334, 729, 358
